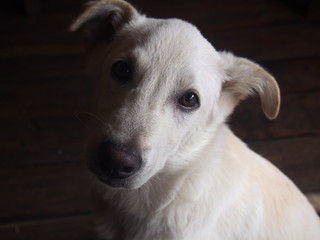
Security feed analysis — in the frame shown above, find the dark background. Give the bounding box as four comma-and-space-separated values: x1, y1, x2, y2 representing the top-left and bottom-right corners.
0, 0, 319, 239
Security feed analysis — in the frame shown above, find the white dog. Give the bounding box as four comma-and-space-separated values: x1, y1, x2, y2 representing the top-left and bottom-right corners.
71, 1, 320, 239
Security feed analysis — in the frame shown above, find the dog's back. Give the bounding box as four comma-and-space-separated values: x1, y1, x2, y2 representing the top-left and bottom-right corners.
210, 126, 320, 239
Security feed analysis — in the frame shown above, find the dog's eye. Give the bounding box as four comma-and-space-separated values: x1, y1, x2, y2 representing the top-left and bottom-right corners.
111, 60, 133, 84
178, 91, 200, 110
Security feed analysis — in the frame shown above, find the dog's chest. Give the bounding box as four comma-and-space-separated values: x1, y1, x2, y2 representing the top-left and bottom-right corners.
120, 218, 173, 240
104, 199, 218, 240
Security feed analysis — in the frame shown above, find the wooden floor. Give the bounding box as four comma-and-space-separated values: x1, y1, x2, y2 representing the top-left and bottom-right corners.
0, 0, 319, 239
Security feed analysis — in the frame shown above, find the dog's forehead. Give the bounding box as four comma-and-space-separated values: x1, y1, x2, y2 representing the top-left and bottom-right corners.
116, 18, 220, 88
127, 18, 216, 63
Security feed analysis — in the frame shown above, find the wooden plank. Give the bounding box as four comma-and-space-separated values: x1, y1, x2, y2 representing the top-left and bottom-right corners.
0, 15, 74, 33
0, 90, 319, 167
14, 0, 291, 16
0, 44, 83, 58
136, 1, 302, 30
2, 83, 319, 138
230, 91, 320, 140
28, 0, 84, 15
0, 215, 96, 240
0, 116, 89, 167
24, 0, 41, 15
204, 24, 320, 61
2, 55, 318, 92
0, 88, 318, 166
0, 137, 317, 222
0, 76, 92, 120
0, 55, 84, 83
260, 57, 320, 94
248, 136, 320, 192
131, 0, 288, 8
0, 126, 317, 180
0, 15, 79, 47
309, 0, 320, 21
0, 1, 25, 16
1, 24, 318, 61
0, 2, 301, 47
0, 163, 92, 220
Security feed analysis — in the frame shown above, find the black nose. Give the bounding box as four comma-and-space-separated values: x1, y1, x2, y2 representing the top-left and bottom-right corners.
94, 141, 142, 179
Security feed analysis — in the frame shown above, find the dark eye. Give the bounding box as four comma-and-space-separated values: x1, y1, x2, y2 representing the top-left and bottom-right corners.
111, 60, 133, 84
178, 91, 200, 110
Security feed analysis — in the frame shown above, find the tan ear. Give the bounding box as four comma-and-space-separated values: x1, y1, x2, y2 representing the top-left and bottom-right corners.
70, 0, 139, 45
219, 52, 280, 120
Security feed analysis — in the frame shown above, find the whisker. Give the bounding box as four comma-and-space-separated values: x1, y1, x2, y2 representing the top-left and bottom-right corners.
74, 114, 88, 127
84, 112, 107, 126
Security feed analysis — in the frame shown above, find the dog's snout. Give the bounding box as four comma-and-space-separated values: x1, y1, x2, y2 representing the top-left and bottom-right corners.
95, 141, 142, 180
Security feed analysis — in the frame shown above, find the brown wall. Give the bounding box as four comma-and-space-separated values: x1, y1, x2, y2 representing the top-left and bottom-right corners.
0, 0, 319, 239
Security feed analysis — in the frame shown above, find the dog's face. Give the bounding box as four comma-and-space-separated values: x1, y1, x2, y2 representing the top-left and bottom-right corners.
71, 0, 280, 189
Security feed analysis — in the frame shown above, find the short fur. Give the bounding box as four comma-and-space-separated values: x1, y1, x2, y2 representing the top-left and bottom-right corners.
71, 1, 320, 239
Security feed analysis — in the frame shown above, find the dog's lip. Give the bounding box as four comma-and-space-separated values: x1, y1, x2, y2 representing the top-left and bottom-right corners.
95, 172, 133, 188
88, 163, 133, 187
97, 175, 117, 186
87, 162, 118, 186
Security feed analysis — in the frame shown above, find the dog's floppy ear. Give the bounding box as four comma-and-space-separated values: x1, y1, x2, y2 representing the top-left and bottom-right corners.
70, 0, 139, 46
219, 52, 280, 120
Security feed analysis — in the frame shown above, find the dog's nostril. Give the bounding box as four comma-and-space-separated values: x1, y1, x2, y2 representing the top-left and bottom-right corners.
95, 141, 142, 180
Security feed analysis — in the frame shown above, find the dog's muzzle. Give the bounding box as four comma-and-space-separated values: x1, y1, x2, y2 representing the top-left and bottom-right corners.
91, 140, 142, 186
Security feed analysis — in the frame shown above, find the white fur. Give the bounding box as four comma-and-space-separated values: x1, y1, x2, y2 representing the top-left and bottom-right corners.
72, 1, 320, 239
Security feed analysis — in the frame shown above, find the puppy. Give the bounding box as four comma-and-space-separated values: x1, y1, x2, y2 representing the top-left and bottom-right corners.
71, 1, 320, 239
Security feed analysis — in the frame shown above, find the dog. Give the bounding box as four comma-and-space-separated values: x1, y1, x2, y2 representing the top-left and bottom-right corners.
71, 0, 320, 239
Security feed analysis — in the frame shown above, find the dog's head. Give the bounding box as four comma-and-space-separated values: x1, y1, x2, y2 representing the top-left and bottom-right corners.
71, 0, 280, 189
